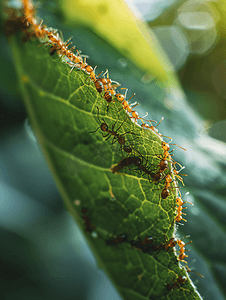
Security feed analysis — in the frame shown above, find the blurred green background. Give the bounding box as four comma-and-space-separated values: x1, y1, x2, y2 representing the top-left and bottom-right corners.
1, 0, 226, 299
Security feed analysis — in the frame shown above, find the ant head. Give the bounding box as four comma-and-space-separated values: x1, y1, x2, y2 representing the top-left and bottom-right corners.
162, 142, 170, 152
101, 123, 108, 132
176, 197, 183, 206
177, 239, 185, 248
115, 93, 125, 102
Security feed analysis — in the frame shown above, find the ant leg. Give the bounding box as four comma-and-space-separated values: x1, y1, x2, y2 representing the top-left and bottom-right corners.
96, 107, 104, 124
103, 133, 112, 140
89, 107, 103, 133
114, 117, 127, 133
127, 93, 136, 103
171, 143, 187, 151
111, 135, 118, 145
89, 126, 100, 134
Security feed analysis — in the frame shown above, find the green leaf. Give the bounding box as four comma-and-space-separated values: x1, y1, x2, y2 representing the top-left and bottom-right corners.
10, 32, 203, 300
60, 0, 180, 87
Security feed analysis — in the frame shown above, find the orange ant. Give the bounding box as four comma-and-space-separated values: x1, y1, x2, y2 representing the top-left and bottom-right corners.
90, 69, 120, 101
97, 70, 119, 90
141, 117, 164, 137
42, 32, 85, 70
152, 235, 177, 252
149, 171, 163, 183
155, 151, 186, 187
38, 36, 62, 56
83, 68, 106, 93
177, 236, 192, 264
68, 53, 89, 73
106, 234, 128, 246
130, 109, 149, 124
161, 174, 180, 199
94, 78, 104, 93
83, 69, 105, 92
116, 89, 138, 115
162, 138, 187, 152
81, 57, 98, 78
115, 88, 135, 106
158, 140, 186, 175
153, 173, 180, 199
165, 275, 187, 291
171, 161, 187, 185
115, 88, 149, 123
175, 191, 194, 223
102, 70, 120, 93
153, 145, 179, 184
166, 237, 178, 249
86, 69, 120, 107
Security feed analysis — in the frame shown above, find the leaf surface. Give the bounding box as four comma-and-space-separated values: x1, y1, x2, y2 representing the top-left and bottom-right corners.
9, 33, 203, 300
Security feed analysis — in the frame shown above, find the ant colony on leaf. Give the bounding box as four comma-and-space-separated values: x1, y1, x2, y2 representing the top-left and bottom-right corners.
8, 0, 204, 297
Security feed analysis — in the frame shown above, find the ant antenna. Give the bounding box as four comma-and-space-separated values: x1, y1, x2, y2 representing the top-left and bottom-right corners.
148, 119, 157, 124
103, 69, 109, 77
128, 93, 136, 102
142, 112, 148, 119
119, 88, 128, 98
155, 117, 164, 128
111, 80, 120, 86
185, 266, 204, 278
